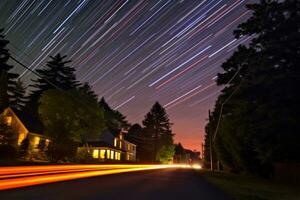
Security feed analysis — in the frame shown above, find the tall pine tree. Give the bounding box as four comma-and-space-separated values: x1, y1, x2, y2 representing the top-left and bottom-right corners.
78, 82, 98, 103
98, 97, 129, 133
0, 29, 18, 112
10, 79, 28, 111
142, 102, 174, 163
25, 53, 79, 116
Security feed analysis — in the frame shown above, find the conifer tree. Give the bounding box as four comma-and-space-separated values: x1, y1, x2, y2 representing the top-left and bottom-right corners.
10, 79, 28, 111
25, 53, 79, 116
0, 28, 18, 112
78, 82, 98, 103
142, 102, 174, 162
98, 97, 129, 132
206, 0, 300, 176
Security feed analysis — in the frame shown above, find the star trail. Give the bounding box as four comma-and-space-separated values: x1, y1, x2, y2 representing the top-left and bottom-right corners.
0, 0, 253, 152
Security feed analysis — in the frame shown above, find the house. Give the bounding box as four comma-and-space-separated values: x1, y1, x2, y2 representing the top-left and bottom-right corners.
0, 107, 49, 154
78, 129, 136, 162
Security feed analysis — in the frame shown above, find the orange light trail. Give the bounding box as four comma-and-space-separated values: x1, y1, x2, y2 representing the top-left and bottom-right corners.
0, 164, 184, 191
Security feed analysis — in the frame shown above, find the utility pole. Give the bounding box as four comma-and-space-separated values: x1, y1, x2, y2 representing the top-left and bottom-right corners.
201, 142, 204, 159
209, 110, 214, 172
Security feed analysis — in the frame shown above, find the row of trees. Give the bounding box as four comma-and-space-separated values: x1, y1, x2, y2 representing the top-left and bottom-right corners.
0, 29, 23, 112
0, 28, 175, 163
173, 143, 201, 164
204, 0, 299, 177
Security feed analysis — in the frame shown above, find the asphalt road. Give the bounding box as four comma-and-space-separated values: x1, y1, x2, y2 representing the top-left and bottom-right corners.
0, 168, 232, 200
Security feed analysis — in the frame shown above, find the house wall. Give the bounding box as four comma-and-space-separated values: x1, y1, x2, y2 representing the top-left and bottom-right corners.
1, 108, 28, 147
123, 140, 136, 161
1, 108, 49, 153
78, 147, 122, 161
88, 130, 137, 161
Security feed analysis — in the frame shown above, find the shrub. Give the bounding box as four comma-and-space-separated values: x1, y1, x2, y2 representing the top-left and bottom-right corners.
0, 144, 17, 160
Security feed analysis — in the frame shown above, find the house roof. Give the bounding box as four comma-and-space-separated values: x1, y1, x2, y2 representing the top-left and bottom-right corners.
83, 141, 113, 148
81, 141, 124, 152
12, 108, 43, 134
107, 128, 121, 137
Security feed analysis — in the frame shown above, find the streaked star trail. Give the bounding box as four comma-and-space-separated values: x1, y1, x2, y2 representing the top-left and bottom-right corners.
0, 0, 253, 152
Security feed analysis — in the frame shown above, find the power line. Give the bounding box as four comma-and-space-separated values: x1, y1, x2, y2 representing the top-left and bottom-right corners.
212, 84, 240, 141
9, 54, 103, 124
9, 55, 62, 91
212, 67, 242, 142
208, 67, 242, 172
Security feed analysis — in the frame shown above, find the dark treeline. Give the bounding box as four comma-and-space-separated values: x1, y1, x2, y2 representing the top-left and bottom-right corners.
0, 28, 175, 163
173, 143, 201, 164
204, 0, 300, 177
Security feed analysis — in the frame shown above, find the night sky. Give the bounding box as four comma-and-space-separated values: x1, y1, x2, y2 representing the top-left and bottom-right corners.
0, 0, 253, 152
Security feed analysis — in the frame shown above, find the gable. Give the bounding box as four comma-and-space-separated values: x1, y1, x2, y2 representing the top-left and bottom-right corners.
2, 108, 29, 133
12, 108, 43, 134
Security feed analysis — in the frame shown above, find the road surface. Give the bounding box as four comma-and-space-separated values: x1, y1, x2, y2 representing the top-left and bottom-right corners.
0, 167, 231, 200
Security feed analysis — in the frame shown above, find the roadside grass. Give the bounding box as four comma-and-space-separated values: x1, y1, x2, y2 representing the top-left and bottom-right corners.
200, 170, 300, 200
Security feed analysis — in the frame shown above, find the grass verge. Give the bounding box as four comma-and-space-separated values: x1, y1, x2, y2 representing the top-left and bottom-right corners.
200, 170, 300, 200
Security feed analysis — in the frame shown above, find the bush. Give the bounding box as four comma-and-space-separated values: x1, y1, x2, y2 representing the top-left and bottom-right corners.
46, 138, 78, 162
18, 137, 30, 159
75, 148, 95, 163
0, 144, 17, 160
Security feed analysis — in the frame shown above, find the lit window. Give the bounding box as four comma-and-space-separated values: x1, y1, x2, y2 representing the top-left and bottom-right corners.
100, 150, 105, 159
5, 116, 12, 126
119, 142, 122, 149
117, 152, 121, 160
120, 133, 123, 140
34, 137, 40, 148
127, 144, 130, 150
106, 150, 110, 159
18, 134, 26, 145
127, 154, 130, 160
114, 138, 117, 147
45, 139, 50, 147
111, 150, 114, 159
93, 150, 99, 158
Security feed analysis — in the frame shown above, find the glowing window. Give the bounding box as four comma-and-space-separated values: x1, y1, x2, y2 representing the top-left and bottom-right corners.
45, 139, 50, 147
106, 150, 110, 159
111, 150, 114, 159
5, 116, 12, 126
117, 152, 121, 160
120, 133, 123, 140
119, 142, 122, 149
34, 137, 40, 148
114, 138, 117, 147
18, 134, 26, 145
100, 150, 105, 159
127, 154, 130, 160
93, 150, 99, 158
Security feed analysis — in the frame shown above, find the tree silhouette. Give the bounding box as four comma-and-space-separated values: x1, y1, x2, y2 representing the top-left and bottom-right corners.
0, 28, 18, 112
206, 0, 300, 177
78, 82, 98, 103
10, 79, 28, 111
142, 102, 174, 162
25, 53, 79, 116
98, 97, 129, 133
